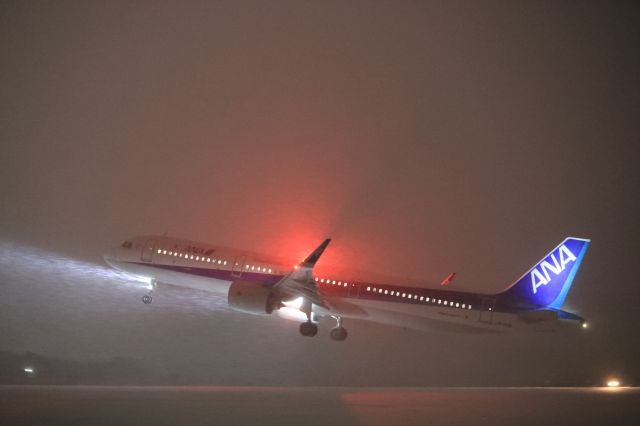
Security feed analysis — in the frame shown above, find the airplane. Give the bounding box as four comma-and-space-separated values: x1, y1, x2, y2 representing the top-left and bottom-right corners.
104, 236, 590, 341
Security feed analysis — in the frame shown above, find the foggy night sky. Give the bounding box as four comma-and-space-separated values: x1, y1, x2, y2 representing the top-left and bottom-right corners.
1, 1, 639, 385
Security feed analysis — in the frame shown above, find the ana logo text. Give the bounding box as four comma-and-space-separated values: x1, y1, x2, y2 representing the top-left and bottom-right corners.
531, 245, 576, 294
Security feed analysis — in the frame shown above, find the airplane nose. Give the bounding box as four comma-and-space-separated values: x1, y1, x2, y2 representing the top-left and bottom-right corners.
103, 247, 118, 266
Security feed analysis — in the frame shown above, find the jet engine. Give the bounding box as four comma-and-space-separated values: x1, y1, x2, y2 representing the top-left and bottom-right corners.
227, 280, 277, 315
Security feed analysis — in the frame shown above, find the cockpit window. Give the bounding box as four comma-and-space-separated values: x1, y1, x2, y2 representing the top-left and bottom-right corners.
121, 241, 133, 248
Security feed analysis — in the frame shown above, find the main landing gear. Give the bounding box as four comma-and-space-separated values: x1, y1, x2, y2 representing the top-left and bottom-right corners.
329, 316, 348, 341
297, 310, 348, 341
298, 297, 318, 337
299, 321, 318, 337
141, 279, 156, 304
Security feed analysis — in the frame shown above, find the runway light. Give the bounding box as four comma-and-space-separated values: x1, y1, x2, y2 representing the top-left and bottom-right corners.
607, 379, 620, 388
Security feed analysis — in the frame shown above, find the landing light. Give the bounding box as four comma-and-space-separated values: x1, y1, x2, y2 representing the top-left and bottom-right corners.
127, 274, 153, 285
607, 379, 620, 388
582, 322, 589, 329
278, 297, 307, 322
23, 367, 35, 374
277, 307, 308, 322
283, 297, 304, 309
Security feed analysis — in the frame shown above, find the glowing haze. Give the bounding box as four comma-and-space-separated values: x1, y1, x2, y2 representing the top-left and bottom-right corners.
1, 1, 638, 385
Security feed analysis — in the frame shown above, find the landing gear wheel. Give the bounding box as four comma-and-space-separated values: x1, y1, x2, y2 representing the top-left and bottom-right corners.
330, 326, 348, 341
142, 294, 153, 304
299, 321, 318, 337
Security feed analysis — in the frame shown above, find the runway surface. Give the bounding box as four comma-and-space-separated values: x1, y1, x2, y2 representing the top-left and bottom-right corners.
1, 386, 638, 425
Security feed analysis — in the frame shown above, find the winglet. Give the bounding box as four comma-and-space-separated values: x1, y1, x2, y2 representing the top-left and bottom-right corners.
299, 239, 331, 268
440, 272, 456, 286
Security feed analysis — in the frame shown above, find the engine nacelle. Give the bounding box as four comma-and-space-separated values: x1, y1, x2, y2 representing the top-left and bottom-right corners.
227, 280, 275, 315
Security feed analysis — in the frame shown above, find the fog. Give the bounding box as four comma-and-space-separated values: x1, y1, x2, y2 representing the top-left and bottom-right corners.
1, 1, 638, 385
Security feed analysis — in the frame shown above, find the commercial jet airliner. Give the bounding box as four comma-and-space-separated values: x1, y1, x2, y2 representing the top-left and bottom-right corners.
104, 236, 590, 341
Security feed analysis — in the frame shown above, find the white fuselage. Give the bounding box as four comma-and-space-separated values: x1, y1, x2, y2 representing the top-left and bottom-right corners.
105, 235, 582, 334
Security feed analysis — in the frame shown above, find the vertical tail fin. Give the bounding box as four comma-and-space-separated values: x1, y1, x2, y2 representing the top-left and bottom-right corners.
501, 237, 590, 309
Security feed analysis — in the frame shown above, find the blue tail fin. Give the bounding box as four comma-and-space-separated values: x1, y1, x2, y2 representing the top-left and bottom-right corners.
501, 237, 590, 309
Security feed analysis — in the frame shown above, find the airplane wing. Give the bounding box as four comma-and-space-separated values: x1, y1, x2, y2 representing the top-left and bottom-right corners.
272, 239, 369, 318
272, 239, 331, 310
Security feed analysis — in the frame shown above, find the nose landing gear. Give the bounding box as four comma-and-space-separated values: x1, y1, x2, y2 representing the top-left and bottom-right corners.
141, 279, 156, 304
